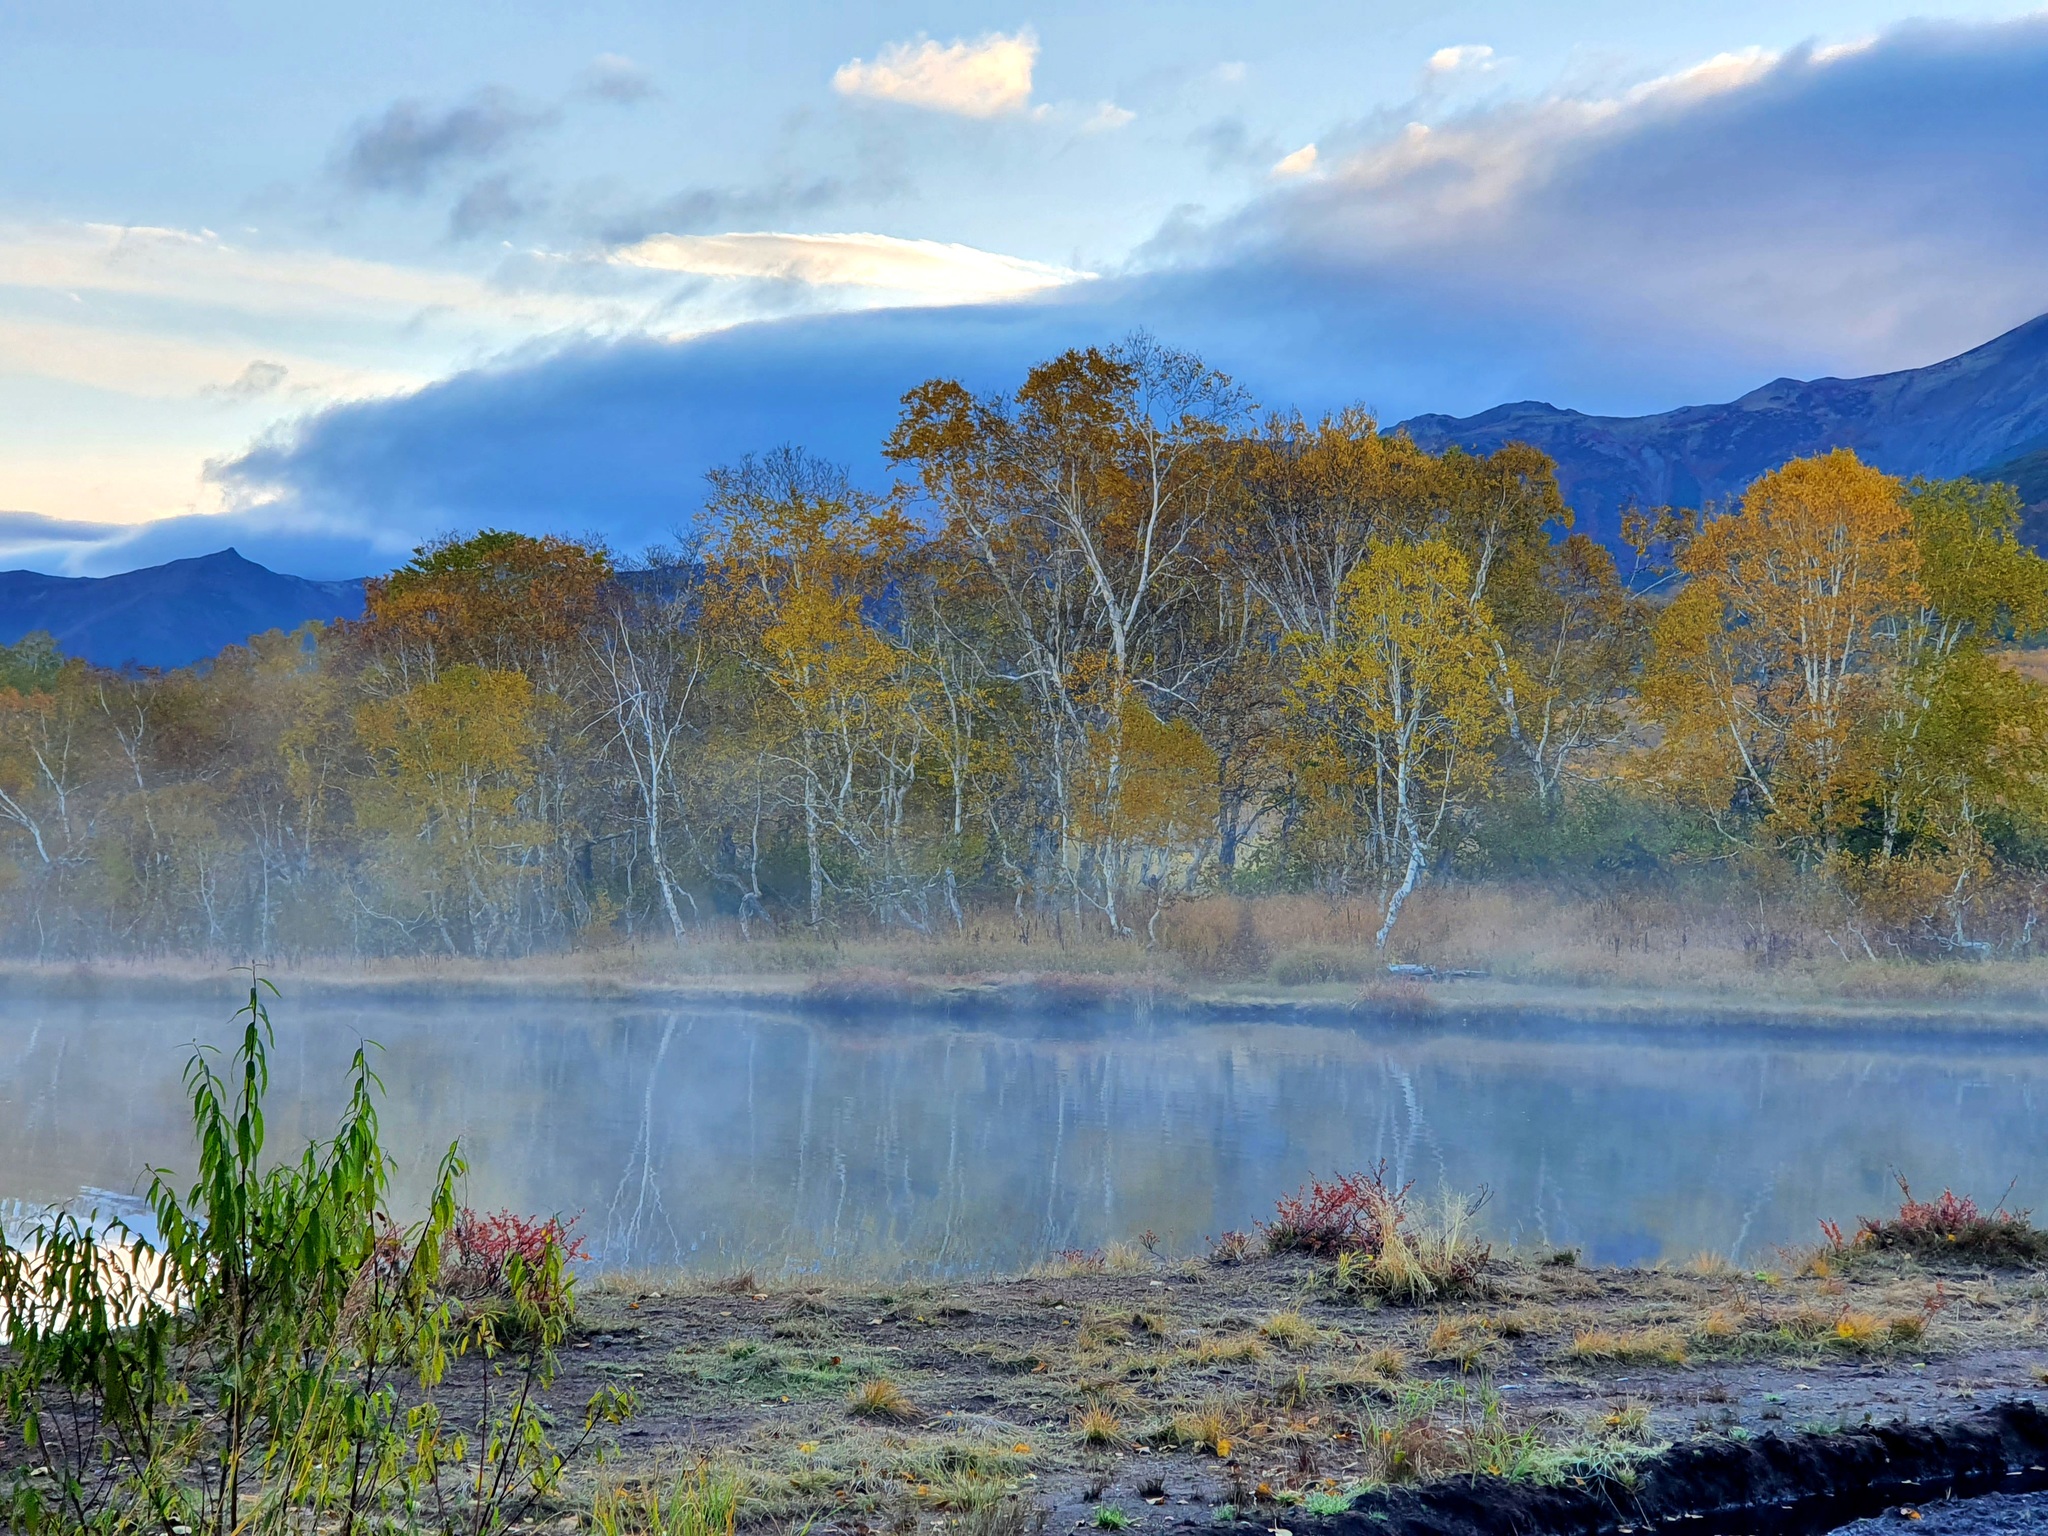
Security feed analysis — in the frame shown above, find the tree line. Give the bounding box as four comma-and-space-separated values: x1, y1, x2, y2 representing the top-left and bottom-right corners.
2, 335, 2044, 960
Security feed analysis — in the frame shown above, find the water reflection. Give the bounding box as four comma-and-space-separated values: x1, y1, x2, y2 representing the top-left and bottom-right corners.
1, 983, 2042, 1274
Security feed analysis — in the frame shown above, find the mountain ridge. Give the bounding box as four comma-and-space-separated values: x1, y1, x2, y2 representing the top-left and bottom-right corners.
0, 548, 366, 671
1399, 312, 2048, 544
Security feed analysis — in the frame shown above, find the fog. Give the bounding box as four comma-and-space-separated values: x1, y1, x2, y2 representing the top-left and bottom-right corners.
3, 982, 2042, 1275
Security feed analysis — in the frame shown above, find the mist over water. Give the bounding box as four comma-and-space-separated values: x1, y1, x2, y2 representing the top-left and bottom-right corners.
2, 983, 2043, 1274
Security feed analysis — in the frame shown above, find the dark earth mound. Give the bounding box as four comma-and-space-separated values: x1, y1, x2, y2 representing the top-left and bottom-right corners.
1270, 1401, 2048, 1536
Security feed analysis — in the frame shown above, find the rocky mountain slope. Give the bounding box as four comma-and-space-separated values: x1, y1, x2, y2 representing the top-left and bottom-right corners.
1401, 312, 2048, 545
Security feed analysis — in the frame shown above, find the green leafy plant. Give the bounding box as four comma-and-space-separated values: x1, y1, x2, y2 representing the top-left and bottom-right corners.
0, 977, 632, 1536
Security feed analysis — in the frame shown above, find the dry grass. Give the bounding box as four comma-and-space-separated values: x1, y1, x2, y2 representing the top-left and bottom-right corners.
1566, 1327, 1689, 1365
1257, 1309, 1321, 1350
846, 1376, 915, 1421
1171, 1332, 1267, 1368
74, 877, 2048, 1019
1423, 1316, 1492, 1371
1074, 1405, 1125, 1447
1365, 1345, 1408, 1379
1155, 1400, 1237, 1456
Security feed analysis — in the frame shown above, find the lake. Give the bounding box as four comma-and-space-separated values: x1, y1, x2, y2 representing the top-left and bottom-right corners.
2, 980, 2043, 1275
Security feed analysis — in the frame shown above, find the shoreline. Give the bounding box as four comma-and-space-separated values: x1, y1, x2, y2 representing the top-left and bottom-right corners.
8, 954, 2048, 1033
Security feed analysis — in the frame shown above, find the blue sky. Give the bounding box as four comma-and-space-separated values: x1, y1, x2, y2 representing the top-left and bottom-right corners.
5, 0, 2048, 575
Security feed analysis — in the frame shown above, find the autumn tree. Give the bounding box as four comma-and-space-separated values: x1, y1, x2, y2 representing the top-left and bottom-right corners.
587, 565, 705, 943
888, 333, 1248, 930
353, 665, 543, 955
1287, 537, 1505, 947
701, 449, 933, 927
1644, 450, 1923, 853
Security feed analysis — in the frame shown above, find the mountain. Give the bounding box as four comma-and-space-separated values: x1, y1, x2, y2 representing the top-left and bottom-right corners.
1399, 312, 2048, 546
0, 548, 366, 670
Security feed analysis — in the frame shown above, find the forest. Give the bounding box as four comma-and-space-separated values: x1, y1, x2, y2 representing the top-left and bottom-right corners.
1, 334, 2045, 963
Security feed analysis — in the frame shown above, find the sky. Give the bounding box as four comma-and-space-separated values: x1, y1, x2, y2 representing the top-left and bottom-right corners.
6, 0, 2048, 577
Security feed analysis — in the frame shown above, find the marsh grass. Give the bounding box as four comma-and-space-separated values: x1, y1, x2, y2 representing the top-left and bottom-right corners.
1566, 1327, 1689, 1365
1076, 1405, 1127, 1447
893, 1441, 1032, 1511
1258, 1310, 1322, 1349
591, 1461, 746, 1536
847, 1376, 916, 1420
1149, 1399, 1240, 1456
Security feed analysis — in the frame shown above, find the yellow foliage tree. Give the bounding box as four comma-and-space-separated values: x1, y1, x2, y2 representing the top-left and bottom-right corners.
1644, 449, 1921, 852
353, 665, 541, 954
1287, 537, 1504, 947
1074, 699, 1220, 939
702, 449, 925, 926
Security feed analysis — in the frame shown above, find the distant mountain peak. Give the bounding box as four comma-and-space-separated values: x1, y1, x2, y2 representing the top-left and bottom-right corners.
0, 551, 366, 670
1399, 310, 2048, 544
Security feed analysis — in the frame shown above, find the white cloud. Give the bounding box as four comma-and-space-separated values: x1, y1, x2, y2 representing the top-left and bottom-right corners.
1427, 44, 1496, 75
1080, 102, 1137, 132
1173, 16, 2048, 387
832, 30, 1038, 117
1272, 144, 1319, 178
610, 230, 1090, 301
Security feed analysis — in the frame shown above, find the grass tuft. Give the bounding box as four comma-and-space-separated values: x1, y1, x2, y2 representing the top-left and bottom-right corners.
591, 1461, 745, 1536
1566, 1327, 1688, 1366
847, 1376, 915, 1421
1257, 1310, 1320, 1349
1076, 1405, 1126, 1447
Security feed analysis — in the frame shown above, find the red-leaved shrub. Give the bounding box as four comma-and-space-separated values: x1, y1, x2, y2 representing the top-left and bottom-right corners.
1853, 1177, 2047, 1264
1260, 1165, 1411, 1256
443, 1208, 590, 1298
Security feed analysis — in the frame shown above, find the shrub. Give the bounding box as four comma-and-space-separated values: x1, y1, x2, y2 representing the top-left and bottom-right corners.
1262, 1166, 1411, 1256
443, 1206, 591, 1304
1206, 1230, 1256, 1264
0, 980, 631, 1536
1854, 1177, 2048, 1264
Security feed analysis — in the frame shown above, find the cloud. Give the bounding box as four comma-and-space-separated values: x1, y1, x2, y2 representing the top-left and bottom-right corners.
832, 30, 1038, 117
1191, 117, 1280, 174
1427, 45, 1496, 75
610, 232, 1090, 302
0, 511, 120, 547
1079, 102, 1137, 133
1271, 144, 1318, 178
338, 89, 556, 194
449, 174, 539, 240
92, 11, 2048, 577
206, 360, 291, 402
594, 176, 854, 245
1172, 16, 2048, 389
580, 53, 656, 105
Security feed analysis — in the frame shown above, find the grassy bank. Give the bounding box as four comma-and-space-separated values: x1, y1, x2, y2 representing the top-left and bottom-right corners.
16, 884, 2048, 1026
560, 1232, 2048, 1536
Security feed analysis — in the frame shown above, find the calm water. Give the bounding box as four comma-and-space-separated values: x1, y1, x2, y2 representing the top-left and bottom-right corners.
2, 981, 2044, 1274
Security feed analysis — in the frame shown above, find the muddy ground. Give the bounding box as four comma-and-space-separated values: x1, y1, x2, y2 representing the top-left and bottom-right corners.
553, 1244, 2048, 1532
